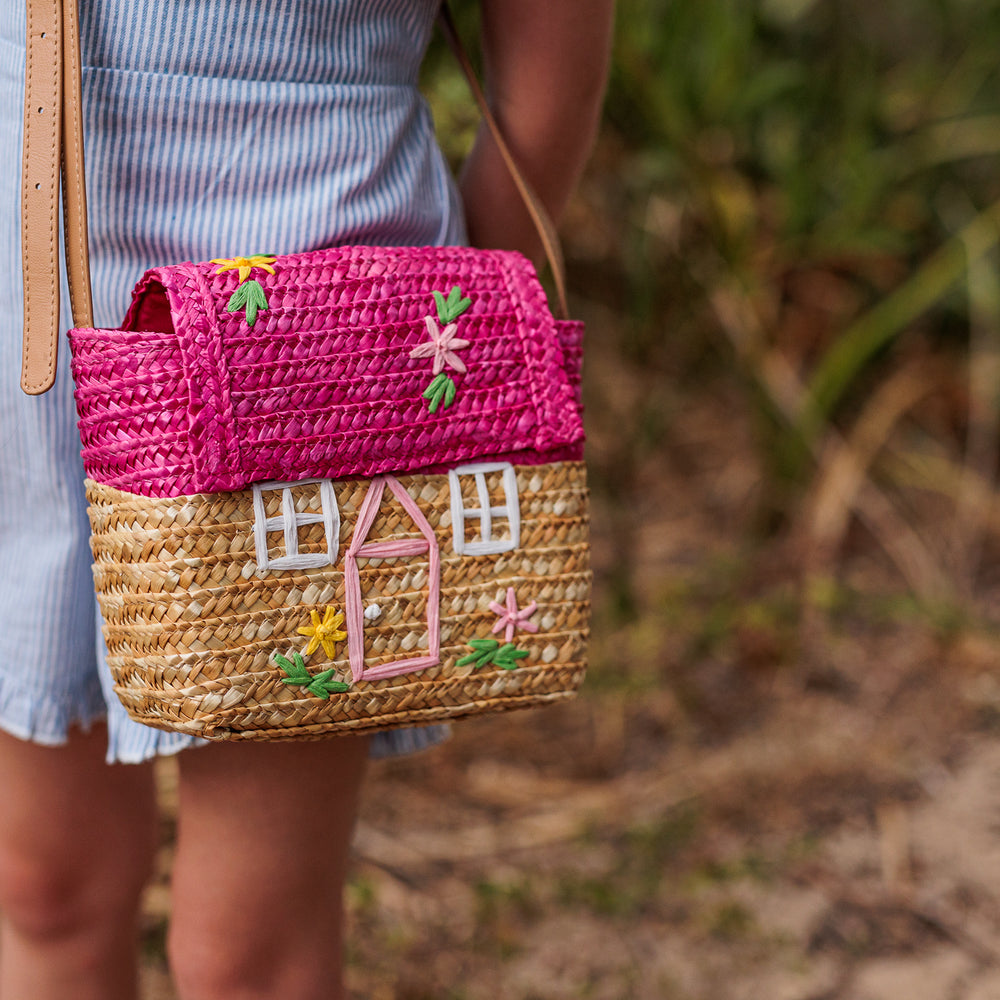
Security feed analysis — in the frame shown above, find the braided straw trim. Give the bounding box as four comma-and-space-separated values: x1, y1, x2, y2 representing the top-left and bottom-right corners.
88, 461, 589, 738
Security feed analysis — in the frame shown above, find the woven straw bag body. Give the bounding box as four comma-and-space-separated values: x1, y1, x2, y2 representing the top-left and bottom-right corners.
68, 246, 589, 739
21, 0, 588, 740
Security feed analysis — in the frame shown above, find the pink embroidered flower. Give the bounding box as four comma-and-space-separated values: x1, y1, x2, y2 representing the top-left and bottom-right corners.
409, 316, 470, 375
489, 587, 539, 644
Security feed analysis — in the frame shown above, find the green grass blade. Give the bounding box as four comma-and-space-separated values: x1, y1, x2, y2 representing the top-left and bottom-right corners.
806, 198, 1000, 435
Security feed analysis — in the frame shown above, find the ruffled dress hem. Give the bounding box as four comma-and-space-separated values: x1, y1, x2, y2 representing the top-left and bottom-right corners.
0, 670, 107, 747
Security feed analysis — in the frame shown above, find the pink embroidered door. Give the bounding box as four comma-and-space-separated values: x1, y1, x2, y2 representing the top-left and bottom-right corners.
343, 475, 441, 683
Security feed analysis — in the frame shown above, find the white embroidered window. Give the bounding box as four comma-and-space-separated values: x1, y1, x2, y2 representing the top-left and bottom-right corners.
252, 479, 340, 572
448, 462, 520, 556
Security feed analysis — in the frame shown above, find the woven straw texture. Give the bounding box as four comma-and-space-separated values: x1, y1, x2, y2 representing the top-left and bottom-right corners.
69, 246, 585, 498
88, 461, 589, 739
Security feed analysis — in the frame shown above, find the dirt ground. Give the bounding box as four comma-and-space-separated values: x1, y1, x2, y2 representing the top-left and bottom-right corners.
139, 632, 1000, 1000
137, 335, 1000, 999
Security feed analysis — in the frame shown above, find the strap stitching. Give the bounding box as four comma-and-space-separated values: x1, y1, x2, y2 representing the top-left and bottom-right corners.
21, 1, 59, 393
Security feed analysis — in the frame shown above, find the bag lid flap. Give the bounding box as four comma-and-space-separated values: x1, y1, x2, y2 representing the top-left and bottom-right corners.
71, 245, 584, 497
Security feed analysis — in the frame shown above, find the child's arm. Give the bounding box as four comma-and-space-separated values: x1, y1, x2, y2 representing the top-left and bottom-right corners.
460, 0, 615, 261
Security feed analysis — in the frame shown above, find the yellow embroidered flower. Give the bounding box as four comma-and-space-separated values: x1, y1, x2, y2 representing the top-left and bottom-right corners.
297, 607, 347, 659
211, 254, 277, 284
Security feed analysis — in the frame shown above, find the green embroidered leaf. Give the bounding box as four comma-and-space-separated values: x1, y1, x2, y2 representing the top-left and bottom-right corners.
495, 645, 531, 670
423, 372, 447, 399
457, 650, 487, 667
457, 637, 529, 670
275, 652, 311, 684
277, 656, 349, 698
498, 644, 529, 659
244, 280, 269, 325
433, 285, 472, 324
437, 376, 456, 412
305, 668, 334, 698
226, 283, 249, 312
423, 372, 456, 414
309, 671, 352, 697
226, 278, 269, 326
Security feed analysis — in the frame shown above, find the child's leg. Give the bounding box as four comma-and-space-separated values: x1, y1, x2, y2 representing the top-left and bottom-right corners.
168, 734, 370, 1000
0, 725, 158, 1000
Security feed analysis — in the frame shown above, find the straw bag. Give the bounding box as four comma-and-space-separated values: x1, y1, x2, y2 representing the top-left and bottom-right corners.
20, 0, 590, 740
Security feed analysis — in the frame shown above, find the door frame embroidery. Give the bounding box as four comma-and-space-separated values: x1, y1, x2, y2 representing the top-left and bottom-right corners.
343, 475, 441, 683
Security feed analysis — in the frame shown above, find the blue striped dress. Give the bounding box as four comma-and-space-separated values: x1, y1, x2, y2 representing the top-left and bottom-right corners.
0, 0, 462, 763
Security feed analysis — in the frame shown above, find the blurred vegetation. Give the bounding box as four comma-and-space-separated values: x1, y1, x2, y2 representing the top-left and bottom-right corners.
424, 1, 1000, 693
601, 0, 1000, 438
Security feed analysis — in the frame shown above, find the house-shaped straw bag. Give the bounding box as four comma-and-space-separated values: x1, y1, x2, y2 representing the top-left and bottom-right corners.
20, 0, 589, 739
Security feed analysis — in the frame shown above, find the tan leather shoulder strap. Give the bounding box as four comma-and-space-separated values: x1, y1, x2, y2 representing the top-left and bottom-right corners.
21, 0, 93, 395
21, 0, 64, 394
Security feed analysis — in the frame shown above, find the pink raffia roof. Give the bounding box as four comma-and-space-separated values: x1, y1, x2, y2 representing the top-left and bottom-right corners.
70, 245, 584, 498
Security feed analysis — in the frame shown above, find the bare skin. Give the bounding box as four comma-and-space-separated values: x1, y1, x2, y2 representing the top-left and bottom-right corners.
0, 726, 158, 1000
462, 0, 616, 259
167, 735, 369, 1000
0, 727, 369, 1000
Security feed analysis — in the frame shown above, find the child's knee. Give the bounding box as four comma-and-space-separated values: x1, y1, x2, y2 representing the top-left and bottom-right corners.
167, 917, 278, 1000
0, 858, 84, 940
0, 835, 154, 942
168, 894, 344, 1000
